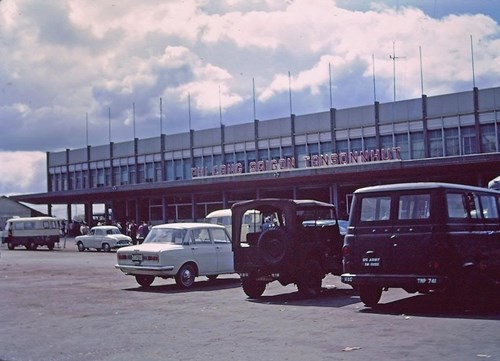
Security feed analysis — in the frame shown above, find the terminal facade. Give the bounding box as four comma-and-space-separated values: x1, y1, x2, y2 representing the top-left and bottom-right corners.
13, 86, 500, 225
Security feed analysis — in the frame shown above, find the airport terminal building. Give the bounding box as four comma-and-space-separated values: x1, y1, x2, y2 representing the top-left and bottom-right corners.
13, 86, 500, 225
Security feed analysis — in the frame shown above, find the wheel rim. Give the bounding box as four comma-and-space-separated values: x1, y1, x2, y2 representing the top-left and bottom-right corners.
180, 266, 194, 287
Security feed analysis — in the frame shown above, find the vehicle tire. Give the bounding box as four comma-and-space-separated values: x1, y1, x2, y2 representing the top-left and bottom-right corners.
207, 275, 218, 281
102, 243, 111, 252
7, 242, 15, 250
77, 242, 85, 252
27, 241, 36, 251
241, 278, 266, 299
175, 263, 196, 288
358, 285, 383, 307
257, 229, 289, 266
135, 275, 154, 288
47, 243, 54, 251
297, 259, 323, 298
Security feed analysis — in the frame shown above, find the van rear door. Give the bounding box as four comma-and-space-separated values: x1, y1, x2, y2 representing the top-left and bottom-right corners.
349, 193, 394, 274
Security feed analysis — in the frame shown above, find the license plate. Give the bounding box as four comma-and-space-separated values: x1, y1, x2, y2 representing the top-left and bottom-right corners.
362, 257, 381, 267
131, 254, 143, 262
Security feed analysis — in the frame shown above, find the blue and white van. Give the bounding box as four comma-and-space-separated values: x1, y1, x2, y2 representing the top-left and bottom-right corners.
2, 216, 61, 250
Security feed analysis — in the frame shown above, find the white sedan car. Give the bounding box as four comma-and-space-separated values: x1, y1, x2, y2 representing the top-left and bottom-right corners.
115, 223, 234, 288
75, 226, 132, 252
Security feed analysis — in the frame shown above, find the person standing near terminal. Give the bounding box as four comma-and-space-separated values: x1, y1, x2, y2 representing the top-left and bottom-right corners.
137, 221, 149, 244
128, 220, 137, 245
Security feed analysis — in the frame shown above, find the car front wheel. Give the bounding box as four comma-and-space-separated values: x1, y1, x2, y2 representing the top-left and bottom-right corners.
175, 263, 196, 288
102, 243, 111, 252
77, 242, 85, 252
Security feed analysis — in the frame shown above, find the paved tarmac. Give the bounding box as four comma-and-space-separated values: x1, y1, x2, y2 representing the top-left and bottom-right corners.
0, 239, 499, 361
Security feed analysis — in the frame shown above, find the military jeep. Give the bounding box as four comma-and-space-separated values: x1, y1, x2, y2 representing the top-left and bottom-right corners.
231, 199, 343, 298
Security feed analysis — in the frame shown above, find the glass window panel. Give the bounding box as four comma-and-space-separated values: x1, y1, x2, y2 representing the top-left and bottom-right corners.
410, 132, 424, 159
360, 196, 391, 221
461, 126, 476, 155
429, 129, 443, 157
394, 133, 409, 160
481, 124, 497, 153
446, 193, 467, 218
398, 194, 430, 220
445, 128, 459, 156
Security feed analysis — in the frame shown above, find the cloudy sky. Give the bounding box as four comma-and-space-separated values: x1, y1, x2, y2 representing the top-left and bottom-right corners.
1, 0, 499, 206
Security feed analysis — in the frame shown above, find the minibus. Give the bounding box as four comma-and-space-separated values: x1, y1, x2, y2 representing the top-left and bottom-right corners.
2, 216, 61, 250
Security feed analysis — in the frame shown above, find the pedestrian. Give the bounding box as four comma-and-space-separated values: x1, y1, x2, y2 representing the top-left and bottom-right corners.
128, 220, 137, 245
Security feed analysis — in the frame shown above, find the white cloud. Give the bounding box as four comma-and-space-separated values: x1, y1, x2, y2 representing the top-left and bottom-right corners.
0, 151, 47, 196
0, 0, 499, 197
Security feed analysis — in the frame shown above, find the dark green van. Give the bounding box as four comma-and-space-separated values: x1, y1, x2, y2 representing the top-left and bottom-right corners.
341, 182, 500, 306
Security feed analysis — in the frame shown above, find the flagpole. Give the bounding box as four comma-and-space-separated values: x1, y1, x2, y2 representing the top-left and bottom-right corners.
372, 54, 377, 102
86, 112, 89, 147
108, 107, 111, 143
188, 93, 192, 130
419, 46, 424, 95
470, 35, 476, 88
252, 78, 257, 120
329, 63, 333, 108
133, 102, 136, 139
160, 97, 163, 135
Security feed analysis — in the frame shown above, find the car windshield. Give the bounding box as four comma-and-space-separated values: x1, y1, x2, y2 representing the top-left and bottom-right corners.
144, 228, 187, 244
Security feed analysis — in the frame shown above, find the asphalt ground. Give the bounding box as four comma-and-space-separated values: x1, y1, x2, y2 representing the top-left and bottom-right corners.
0, 239, 499, 361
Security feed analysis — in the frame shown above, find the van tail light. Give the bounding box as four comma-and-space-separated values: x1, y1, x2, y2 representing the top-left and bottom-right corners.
429, 259, 440, 271
342, 245, 351, 257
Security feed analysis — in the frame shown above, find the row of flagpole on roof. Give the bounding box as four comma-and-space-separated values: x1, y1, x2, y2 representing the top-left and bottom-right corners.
86, 36, 479, 147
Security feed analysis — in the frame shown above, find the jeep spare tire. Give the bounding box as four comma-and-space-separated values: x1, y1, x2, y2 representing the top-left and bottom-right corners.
257, 229, 289, 266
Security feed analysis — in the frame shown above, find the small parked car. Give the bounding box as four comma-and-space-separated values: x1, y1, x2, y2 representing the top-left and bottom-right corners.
115, 223, 234, 288
231, 199, 343, 298
75, 226, 132, 252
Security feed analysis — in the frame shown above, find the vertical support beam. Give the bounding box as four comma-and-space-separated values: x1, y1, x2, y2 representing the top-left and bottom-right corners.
66, 204, 72, 223
291, 114, 296, 161
254, 119, 259, 156
330, 108, 337, 152
374, 101, 381, 150
422, 94, 429, 158
84, 203, 92, 226
134, 138, 139, 184
189, 129, 194, 180
220, 123, 226, 165
65, 149, 70, 191
191, 193, 196, 221
162, 195, 167, 223
160, 134, 166, 181
109, 141, 114, 185
473, 87, 482, 153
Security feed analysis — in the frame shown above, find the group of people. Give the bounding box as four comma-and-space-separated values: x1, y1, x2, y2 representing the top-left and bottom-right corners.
125, 220, 150, 245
